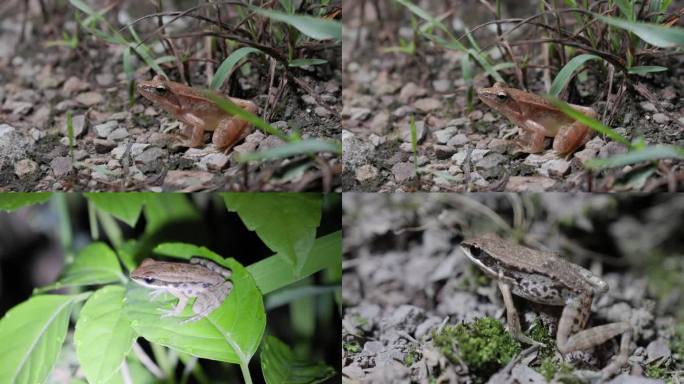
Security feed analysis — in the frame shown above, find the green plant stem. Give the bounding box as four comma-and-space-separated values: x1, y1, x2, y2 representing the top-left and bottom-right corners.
96, 210, 123, 249
239, 359, 253, 384
53, 193, 74, 261
87, 199, 99, 240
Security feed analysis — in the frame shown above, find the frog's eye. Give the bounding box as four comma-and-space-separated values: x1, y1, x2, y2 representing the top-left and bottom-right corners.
143, 277, 155, 284
153, 86, 168, 96
496, 92, 508, 101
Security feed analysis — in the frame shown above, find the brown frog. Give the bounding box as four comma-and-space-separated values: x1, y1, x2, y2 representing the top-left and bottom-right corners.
137, 75, 258, 151
477, 83, 596, 157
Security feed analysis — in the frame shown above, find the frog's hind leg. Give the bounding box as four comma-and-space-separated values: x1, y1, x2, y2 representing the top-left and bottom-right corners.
557, 293, 632, 377
184, 281, 234, 324
213, 118, 250, 153
552, 121, 592, 158
190, 257, 232, 279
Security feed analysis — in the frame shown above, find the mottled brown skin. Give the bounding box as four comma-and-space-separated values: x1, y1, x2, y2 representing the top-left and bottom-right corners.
137, 76, 258, 152
130, 257, 233, 323
477, 83, 596, 157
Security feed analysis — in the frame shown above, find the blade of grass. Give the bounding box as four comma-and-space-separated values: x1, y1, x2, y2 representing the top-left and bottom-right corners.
410, 115, 418, 174
597, 15, 684, 48
251, 7, 341, 40
549, 54, 601, 96
236, 139, 341, 162
627, 66, 668, 75
584, 145, 684, 169
211, 47, 263, 90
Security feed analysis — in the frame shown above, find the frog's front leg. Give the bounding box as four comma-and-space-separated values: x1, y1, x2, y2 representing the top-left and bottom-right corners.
180, 113, 207, 148
161, 289, 189, 318
498, 281, 543, 346
518, 120, 546, 153
557, 293, 632, 377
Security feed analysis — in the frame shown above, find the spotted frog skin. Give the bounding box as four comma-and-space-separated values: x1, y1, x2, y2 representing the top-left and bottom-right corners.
130, 257, 233, 324
137, 75, 258, 151
477, 83, 596, 157
459, 233, 632, 378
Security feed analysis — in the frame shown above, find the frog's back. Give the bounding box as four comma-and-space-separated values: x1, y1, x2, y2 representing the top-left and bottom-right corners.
463, 234, 591, 294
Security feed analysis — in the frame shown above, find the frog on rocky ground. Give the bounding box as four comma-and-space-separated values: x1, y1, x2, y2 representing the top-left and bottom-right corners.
137, 75, 258, 152
477, 82, 596, 157
459, 233, 632, 379
129, 257, 233, 324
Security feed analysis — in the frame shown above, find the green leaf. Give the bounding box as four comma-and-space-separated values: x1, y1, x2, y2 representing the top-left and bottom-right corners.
223, 193, 321, 274
210, 47, 263, 90
261, 335, 335, 384
584, 145, 684, 169
597, 15, 684, 48
75, 286, 136, 384
549, 54, 601, 96
56, 242, 124, 289
85, 193, 150, 227
0, 193, 52, 211
143, 193, 200, 235
237, 139, 341, 162
125, 244, 266, 364
546, 96, 631, 146
0, 294, 79, 384
252, 7, 341, 40
247, 231, 341, 295
288, 58, 328, 67
627, 66, 668, 75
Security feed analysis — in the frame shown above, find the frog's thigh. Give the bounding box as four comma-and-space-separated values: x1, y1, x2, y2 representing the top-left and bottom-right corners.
212, 118, 248, 150
552, 121, 591, 157
519, 120, 546, 153
192, 281, 233, 316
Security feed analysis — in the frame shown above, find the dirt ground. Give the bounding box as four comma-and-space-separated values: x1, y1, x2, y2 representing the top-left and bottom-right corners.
0, 1, 341, 191
342, 193, 684, 383
341, 1, 684, 192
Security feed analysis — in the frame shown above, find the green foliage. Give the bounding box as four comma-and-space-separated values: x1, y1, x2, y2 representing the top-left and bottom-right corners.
84, 192, 150, 227
0, 193, 340, 383
549, 54, 601, 96
0, 193, 53, 211
343, 341, 362, 354
528, 320, 555, 360
251, 7, 341, 41
260, 335, 335, 384
645, 363, 667, 379
0, 294, 84, 384
247, 231, 341, 295
597, 15, 684, 48
433, 317, 521, 378
538, 358, 574, 382
211, 47, 263, 90
403, 344, 421, 366
224, 193, 321, 275
74, 286, 136, 384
